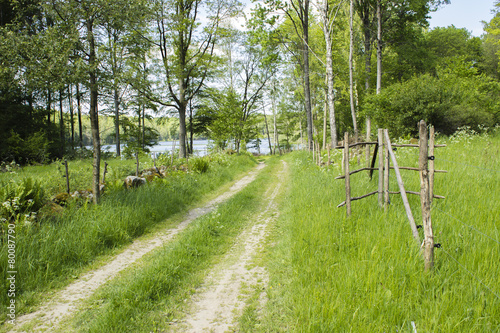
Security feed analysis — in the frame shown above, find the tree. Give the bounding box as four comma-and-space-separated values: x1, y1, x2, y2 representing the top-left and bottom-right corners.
151, 0, 241, 158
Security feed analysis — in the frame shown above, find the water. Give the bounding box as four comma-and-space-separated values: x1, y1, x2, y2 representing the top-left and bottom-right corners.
98, 139, 274, 156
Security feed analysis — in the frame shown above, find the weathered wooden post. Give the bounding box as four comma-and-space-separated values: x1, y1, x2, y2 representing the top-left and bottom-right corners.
378, 129, 384, 207
385, 130, 420, 244
344, 132, 351, 217
429, 126, 435, 204
64, 160, 70, 194
383, 130, 390, 208
135, 153, 139, 176
419, 120, 434, 270
366, 119, 371, 167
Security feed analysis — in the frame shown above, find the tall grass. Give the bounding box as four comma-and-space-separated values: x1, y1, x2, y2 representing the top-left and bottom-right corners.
261, 131, 499, 332
60, 157, 282, 332
0, 154, 256, 321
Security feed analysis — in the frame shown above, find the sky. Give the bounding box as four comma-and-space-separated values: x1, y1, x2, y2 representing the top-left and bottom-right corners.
428, 0, 497, 36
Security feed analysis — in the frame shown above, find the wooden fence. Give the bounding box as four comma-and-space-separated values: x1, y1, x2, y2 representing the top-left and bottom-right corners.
335, 120, 447, 271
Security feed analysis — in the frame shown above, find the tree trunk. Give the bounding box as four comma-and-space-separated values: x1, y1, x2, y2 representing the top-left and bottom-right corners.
263, 106, 272, 155
46, 88, 52, 125
142, 104, 145, 150
302, 0, 313, 151
87, 18, 101, 204
349, 0, 358, 142
76, 84, 83, 149
59, 89, 65, 157
273, 109, 278, 155
323, 94, 327, 149
114, 88, 121, 156
376, 0, 382, 94
189, 99, 194, 155
68, 85, 75, 151
321, 0, 337, 147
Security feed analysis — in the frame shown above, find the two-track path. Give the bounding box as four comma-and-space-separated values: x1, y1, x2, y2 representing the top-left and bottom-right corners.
8, 163, 267, 333
169, 160, 288, 332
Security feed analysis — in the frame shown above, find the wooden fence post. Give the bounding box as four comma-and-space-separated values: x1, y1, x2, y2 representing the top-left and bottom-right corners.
344, 132, 351, 217
419, 120, 434, 270
366, 118, 371, 167
429, 126, 435, 204
136, 153, 139, 176
64, 160, 70, 194
385, 130, 420, 244
383, 130, 390, 208
378, 129, 384, 207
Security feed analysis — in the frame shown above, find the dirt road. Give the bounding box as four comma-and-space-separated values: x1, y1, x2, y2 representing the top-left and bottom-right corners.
9, 163, 266, 333
169, 160, 288, 332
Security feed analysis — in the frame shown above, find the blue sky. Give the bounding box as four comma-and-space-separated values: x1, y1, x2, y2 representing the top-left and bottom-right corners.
428, 0, 497, 36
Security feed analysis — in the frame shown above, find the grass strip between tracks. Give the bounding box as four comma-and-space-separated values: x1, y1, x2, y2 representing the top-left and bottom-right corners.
57, 157, 282, 332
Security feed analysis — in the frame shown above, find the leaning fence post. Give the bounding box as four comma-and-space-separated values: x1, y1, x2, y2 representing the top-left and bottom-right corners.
344, 132, 351, 217
419, 120, 434, 271
378, 129, 384, 207
385, 130, 420, 244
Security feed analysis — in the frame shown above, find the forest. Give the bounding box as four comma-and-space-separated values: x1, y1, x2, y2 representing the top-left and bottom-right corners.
1, 0, 500, 201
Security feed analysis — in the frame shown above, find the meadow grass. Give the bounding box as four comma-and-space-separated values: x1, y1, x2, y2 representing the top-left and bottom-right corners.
0, 154, 256, 322
259, 131, 499, 332
55, 157, 283, 332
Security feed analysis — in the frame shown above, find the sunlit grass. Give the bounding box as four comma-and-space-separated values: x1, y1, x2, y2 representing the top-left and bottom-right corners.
0, 154, 256, 322
61, 157, 283, 332
261, 131, 500, 332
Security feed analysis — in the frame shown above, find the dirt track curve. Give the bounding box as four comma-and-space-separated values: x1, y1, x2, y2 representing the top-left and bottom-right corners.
8, 163, 266, 333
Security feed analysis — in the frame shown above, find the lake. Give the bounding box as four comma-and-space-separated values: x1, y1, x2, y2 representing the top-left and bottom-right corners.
99, 139, 274, 156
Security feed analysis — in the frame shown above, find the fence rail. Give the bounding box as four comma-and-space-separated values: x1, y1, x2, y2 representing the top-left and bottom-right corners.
335, 120, 447, 271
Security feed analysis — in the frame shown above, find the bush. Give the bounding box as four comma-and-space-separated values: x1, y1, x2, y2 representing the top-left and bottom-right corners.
190, 156, 210, 174
364, 73, 499, 137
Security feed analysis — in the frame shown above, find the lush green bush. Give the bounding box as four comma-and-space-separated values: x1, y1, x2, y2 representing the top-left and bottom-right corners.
190, 156, 210, 173
364, 73, 500, 137
0, 178, 46, 222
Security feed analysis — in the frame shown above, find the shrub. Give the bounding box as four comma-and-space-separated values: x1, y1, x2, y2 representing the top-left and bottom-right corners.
190, 156, 210, 174
364, 73, 499, 137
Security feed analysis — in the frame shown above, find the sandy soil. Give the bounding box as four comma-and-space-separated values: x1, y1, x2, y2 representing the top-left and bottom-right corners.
170, 160, 288, 333
8, 163, 266, 333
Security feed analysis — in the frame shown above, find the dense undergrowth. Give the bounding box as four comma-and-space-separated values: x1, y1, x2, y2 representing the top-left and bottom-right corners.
261, 129, 499, 332
0, 153, 256, 321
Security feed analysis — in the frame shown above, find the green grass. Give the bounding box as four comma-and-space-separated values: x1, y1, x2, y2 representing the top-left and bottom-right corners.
258, 131, 500, 332
0, 154, 256, 322
54, 157, 283, 332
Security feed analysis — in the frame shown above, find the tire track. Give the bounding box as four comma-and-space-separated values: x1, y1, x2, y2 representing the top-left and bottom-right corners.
8, 163, 266, 333
170, 160, 288, 332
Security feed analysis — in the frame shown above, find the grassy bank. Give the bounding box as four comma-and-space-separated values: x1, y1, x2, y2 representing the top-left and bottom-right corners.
0, 154, 256, 321
260, 130, 499, 332
54, 157, 282, 332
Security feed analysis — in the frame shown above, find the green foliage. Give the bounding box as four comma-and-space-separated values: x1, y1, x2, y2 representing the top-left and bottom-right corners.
0, 177, 46, 228
190, 156, 210, 174
364, 73, 500, 137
